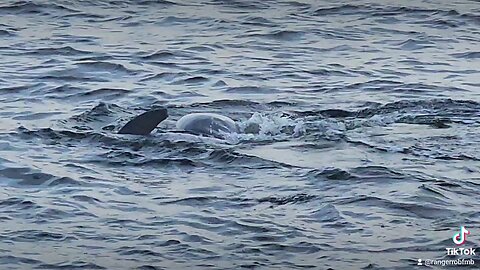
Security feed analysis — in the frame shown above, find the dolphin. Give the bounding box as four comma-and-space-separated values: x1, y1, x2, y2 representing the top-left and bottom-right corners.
118, 108, 168, 135
118, 108, 239, 139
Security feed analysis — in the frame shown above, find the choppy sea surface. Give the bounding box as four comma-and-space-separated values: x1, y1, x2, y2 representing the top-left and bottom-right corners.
1, 0, 479, 269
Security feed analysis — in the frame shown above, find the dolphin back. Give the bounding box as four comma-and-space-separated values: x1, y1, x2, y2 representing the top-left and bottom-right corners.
118, 108, 168, 135
176, 113, 238, 139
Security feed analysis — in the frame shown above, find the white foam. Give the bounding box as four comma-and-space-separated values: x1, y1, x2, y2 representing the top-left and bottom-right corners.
237, 112, 305, 140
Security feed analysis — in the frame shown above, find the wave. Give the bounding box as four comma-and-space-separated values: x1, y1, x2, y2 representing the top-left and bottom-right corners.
451, 51, 480, 59
0, 1, 78, 15
173, 76, 209, 84
225, 86, 279, 94
257, 193, 316, 205
257, 30, 304, 41
0, 166, 83, 187
75, 61, 138, 74
337, 195, 455, 219
26, 46, 91, 56
0, 29, 14, 36
312, 4, 478, 23
210, 0, 268, 9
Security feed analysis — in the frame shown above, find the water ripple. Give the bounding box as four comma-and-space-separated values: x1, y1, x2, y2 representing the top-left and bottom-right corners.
0, 0, 479, 269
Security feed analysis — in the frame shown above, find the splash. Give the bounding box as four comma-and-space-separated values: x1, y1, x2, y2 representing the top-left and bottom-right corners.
236, 112, 305, 140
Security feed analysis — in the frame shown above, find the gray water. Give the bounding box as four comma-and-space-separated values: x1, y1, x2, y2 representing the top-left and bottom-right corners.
1, 0, 479, 269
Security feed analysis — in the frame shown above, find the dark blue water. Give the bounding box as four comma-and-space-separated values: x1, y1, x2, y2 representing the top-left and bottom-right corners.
1, 0, 479, 269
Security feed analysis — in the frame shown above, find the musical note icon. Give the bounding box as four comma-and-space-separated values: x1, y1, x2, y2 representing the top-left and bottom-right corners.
452, 226, 470, 245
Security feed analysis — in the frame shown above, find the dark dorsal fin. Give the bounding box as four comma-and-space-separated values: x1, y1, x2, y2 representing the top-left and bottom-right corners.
118, 108, 168, 135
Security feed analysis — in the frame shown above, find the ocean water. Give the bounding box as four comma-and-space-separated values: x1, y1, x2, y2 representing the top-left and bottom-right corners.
0, 0, 479, 269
